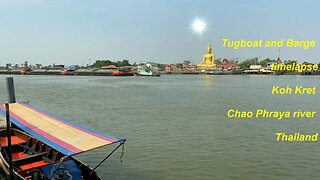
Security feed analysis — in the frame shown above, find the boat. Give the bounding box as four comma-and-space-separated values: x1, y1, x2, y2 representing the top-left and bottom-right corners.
135, 66, 160, 77
205, 70, 226, 75
60, 65, 79, 75
60, 69, 76, 75
0, 102, 125, 179
112, 68, 134, 76
20, 68, 31, 75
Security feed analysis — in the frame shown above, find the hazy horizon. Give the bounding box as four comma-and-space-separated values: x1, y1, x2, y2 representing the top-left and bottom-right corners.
0, 0, 319, 66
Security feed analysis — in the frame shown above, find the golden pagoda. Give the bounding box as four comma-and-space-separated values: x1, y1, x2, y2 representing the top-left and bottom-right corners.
198, 43, 216, 68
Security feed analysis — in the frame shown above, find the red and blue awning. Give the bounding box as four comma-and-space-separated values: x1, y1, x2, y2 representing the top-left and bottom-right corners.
0, 103, 125, 156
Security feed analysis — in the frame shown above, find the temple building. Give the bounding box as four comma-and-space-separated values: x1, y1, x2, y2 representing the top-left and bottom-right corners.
276, 57, 282, 64
198, 43, 216, 69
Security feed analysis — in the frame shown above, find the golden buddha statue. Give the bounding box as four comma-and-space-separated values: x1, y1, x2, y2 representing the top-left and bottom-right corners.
198, 43, 216, 68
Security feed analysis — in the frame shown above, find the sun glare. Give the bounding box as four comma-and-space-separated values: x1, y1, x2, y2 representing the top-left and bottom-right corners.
192, 19, 207, 34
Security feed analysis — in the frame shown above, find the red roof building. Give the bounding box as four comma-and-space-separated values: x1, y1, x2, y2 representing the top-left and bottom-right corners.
101, 65, 118, 69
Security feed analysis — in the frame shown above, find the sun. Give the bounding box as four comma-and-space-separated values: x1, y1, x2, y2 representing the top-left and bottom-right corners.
192, 19, 207, 34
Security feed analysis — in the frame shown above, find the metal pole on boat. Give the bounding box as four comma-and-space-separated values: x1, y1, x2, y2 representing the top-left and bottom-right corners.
90, 140, 126, 174
5, 103, 13, 179
6, 77, 16, 103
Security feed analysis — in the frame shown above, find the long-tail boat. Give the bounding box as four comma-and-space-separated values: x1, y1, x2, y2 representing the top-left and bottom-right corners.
0, 102, 125, 179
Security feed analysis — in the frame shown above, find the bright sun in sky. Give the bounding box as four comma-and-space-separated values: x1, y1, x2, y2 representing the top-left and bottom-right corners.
192, 19, 207, 34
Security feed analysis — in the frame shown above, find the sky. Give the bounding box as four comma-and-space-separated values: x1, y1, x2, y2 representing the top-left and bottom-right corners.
0, 0, 319, 66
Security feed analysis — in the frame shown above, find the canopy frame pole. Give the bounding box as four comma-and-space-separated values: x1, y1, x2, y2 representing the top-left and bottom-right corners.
5, 103, 13, 179
6, 77, 16, 103
90, 140, 126, 175
49, 155, 69, 180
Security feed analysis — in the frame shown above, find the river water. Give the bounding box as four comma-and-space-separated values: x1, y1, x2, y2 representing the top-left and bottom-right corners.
0, 75, 319, 180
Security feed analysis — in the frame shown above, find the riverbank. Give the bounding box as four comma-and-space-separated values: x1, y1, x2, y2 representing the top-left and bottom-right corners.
0, 68, 115, 76
0, 68, 318, 76
0, 68, 240, 76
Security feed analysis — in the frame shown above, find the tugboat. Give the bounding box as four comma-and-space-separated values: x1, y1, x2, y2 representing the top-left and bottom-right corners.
60, 65, 78, 75
112, 68, 134, 76
20, 68, 31, 75
60, 69, 76, 75
135, 66, 160, 77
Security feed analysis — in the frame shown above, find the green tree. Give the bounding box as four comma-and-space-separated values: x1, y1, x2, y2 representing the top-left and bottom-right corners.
121, 60, 131, 66
285, 60, 298, 65
229, 59, 235, 64
259, 58, 275, 67
91, 60, 112, 67
182, 60, 191, 66
238, 59, 255, 69
91, 59, 131, 67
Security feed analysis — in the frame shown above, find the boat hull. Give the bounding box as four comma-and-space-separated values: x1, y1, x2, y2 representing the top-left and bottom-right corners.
135, 73, 160, 77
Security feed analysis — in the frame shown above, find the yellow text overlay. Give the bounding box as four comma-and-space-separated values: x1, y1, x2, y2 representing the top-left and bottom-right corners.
227, 109, 316, 120
222, 38, 316, 49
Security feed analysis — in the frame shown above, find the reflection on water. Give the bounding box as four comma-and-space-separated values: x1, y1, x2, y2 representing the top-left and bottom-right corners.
201, 75, 214, 88
0, 75, 320, 180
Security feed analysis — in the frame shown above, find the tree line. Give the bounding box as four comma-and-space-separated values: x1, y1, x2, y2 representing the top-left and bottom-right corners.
90, 60, 131, 67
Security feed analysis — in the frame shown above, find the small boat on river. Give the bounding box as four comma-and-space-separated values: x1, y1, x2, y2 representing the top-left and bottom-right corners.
60, 69, 76, 75
0, 102, 125, 180
20, 68, 31, 75
112, 68, 134, 76
135, 66, 160, 77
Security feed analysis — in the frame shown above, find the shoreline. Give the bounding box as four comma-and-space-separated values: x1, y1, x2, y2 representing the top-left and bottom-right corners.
0, 72, 318, 76
0, 67, 319, 76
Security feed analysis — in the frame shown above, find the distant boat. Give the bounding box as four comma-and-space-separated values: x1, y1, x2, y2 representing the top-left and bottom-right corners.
20, 68, 31, 75
113, 68, 134, 76
60, 69, 76, 75
0, 103, 125, 180
135, 66, 160, 77
206, 70, 226, 75
60, 65, 79, 75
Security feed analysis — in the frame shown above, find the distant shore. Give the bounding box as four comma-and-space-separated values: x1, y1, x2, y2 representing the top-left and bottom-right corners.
0, 68, 238, 76
0, 68, 318, 76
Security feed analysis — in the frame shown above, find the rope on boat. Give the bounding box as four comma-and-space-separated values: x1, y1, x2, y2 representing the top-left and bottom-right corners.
120, 142, 125, 163
49, 156, 69, 180
90, 140, 126, 175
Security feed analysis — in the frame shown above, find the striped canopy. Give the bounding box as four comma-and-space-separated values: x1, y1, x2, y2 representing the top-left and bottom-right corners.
0, 103, 124, 156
